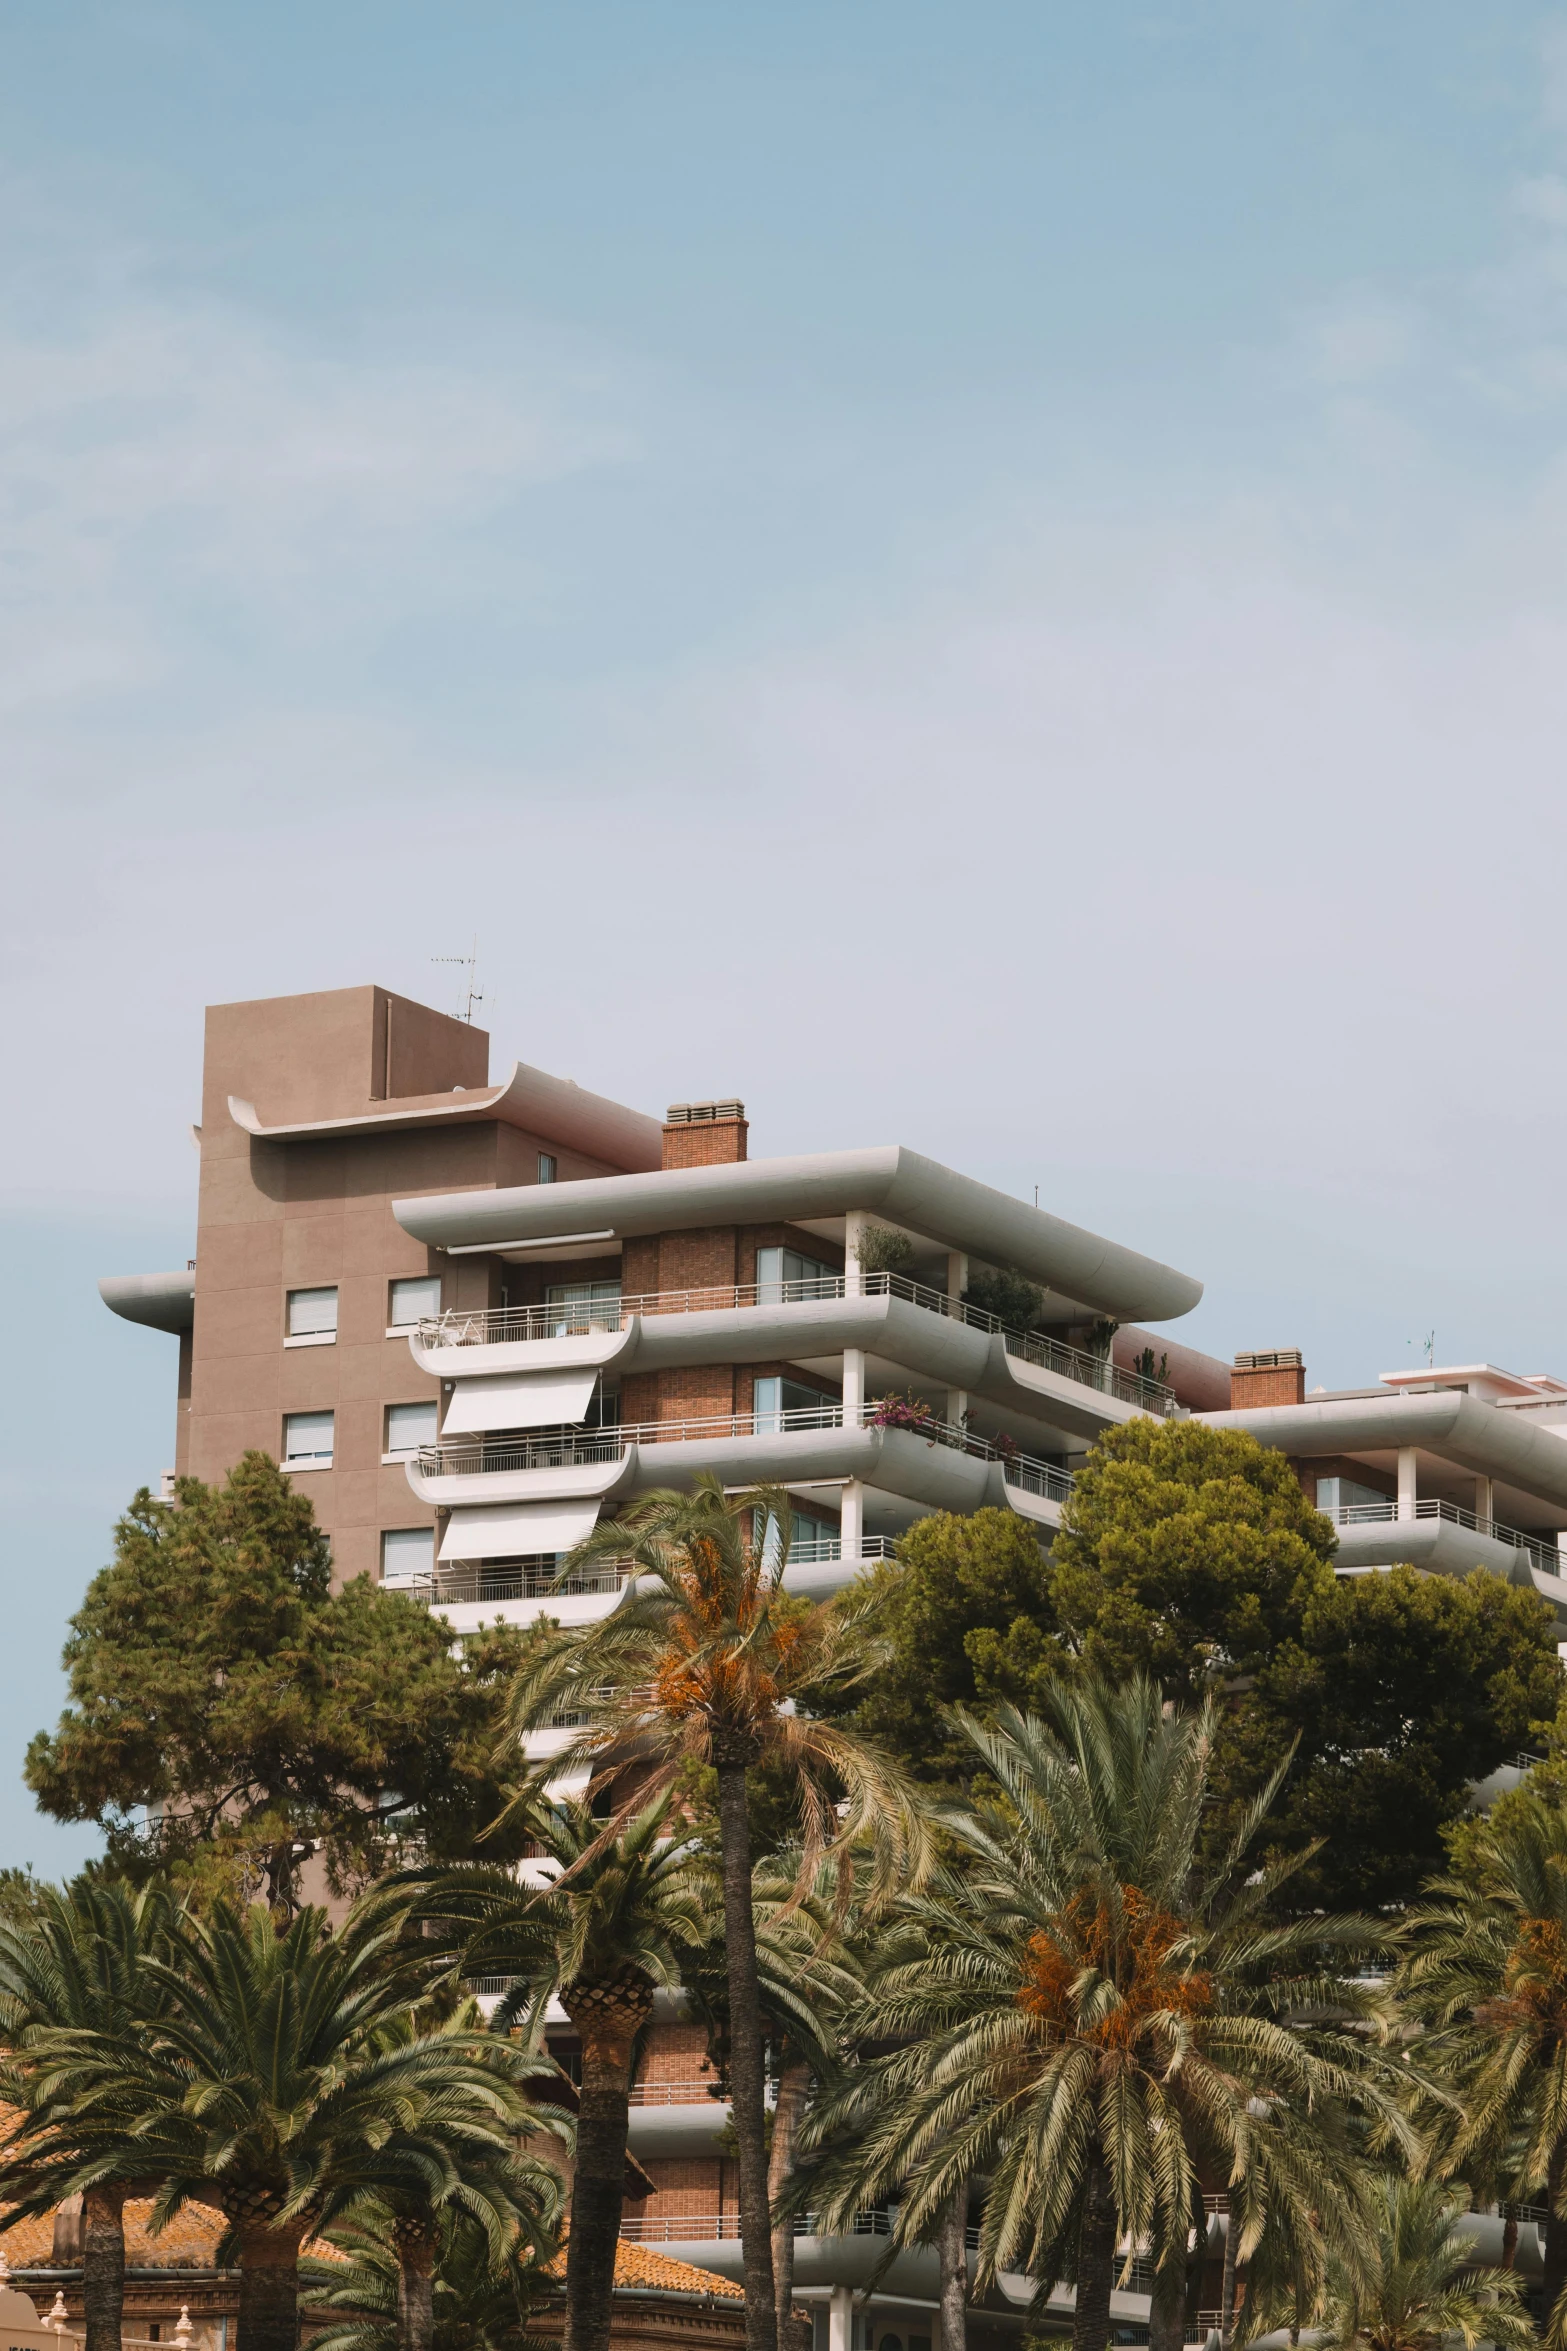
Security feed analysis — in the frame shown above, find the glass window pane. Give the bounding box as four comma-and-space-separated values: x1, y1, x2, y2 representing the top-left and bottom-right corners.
389, 1276, 441, 1327
287, 1287, 338, 1336
386, 1401, 438, 1454
538, 1153, 557, 1183
756, 1248, 784, 1303
382, 1528, 434, 1586
283, 1410, 334, 1464
753, 1376, 782, 1432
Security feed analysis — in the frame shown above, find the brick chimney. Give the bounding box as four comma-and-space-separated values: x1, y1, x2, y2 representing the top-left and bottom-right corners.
662, 1099, 748, 1170
1230, 1349, 1306, 1409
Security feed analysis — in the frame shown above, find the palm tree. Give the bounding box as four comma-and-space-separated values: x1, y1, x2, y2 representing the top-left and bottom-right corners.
407, 1793, 704, 2351
303, 2201, 560, 2351
14, 1893, 541, 2351
0, 1878, 184, 2351
1401, 1782, 1567, 2340
1311, 2174, 1534, 2351
801, 1678, 1410, 2351
504, 1476, 930, 2351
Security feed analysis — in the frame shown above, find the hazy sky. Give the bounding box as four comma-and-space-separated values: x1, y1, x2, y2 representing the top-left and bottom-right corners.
6, 2, 1567, 1869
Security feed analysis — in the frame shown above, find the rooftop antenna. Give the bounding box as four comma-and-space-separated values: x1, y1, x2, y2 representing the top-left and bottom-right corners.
1408, 1329, 1435, 1369
431, 940, 484, 1025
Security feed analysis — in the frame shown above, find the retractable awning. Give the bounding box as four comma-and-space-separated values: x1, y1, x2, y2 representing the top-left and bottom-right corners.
440, 1367, 600, 1433
438, 1499, 603, 1562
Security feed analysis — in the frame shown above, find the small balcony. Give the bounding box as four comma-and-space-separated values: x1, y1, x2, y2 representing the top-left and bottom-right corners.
1320, 1496, 1565, 1582
417, 1271, 1175, 1416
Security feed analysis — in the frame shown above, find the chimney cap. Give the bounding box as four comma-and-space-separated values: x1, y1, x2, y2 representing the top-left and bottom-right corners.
665, 1100, 745, 1125
1233, 1348, 1303, 1371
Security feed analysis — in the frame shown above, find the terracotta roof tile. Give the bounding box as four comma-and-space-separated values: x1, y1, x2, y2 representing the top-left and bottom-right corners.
542, 2239, 742, 2300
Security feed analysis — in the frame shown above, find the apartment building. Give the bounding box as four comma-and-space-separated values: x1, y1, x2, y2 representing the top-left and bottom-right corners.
1204, 1349, 1567, 1633
102, 981, 1213, 2351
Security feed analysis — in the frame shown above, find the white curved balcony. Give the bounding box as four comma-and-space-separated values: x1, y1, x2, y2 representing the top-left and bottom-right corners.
410, 1272, 1173, 1435
404, 1403, 1073, 1528
1326, 1498, 1567, 1608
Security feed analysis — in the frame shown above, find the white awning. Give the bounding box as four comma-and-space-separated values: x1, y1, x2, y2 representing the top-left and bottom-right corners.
440, 1367, 600, 1433
438, 1499, 604, 1562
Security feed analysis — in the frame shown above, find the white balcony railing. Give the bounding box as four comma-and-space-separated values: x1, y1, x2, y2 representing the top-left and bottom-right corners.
418, 1271, 1175, 1416
1322, 1497, 1566, 1580
402, 1537, 902, 1611
414, 1405, 1076, 1505
628, 2079, 725, 2106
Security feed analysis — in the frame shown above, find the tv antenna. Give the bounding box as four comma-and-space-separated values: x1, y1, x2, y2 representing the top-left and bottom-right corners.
432, 942, 484, 1025
1408, 1328, 1435, 1369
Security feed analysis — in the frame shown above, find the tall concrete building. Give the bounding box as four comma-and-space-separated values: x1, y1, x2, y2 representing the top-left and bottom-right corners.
102, 981, 1214, 2349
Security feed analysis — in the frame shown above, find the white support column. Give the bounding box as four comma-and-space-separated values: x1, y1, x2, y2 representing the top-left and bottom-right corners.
840, 1479, 864, 1565
843, 1347, 866, 1428
1398, 1448, 1418, 1522
1475, 1475, 1494, 1531
844, 1209, 867, 1299
828, 2288, 854, 2351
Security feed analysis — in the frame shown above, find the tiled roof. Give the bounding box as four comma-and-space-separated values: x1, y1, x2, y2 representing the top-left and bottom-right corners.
542, 2238, 742, 2301
0, 2202, 229, 2271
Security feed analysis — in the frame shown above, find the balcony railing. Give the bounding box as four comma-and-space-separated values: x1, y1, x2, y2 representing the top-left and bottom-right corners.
1322, 1497, 1566, 1580
419, 1272, 1175, 1416
403, 1536, 902, 1611
415, 1405, 1075, 1505
620, 2212, 896, 2245
628, 2079, 725, 2106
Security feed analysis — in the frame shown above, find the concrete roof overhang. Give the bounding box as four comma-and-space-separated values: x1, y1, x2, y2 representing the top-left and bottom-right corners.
99, 1271, 195, 1334
228, 1060, 663, 1170
394, 1146, 1204, 1325
1202, 1390, 1567, 1516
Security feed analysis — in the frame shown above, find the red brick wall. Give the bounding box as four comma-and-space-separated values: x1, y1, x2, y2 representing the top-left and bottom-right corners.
662, 1120, 748, 1169
1230, 1364, 1306, 1408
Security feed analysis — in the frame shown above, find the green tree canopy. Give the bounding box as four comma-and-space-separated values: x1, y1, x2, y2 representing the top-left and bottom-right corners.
840, 1508, 1070, 1784
1222, 1563, 1561, 1909
25, 1452, 534, 1910
1049, 1418, 1337, 1696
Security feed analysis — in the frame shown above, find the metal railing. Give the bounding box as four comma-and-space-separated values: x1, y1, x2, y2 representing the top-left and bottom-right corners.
628, 2079, 725, 2106
418, 1273, 1175, 1416
1321, 1497, 1567, 1580
403, 1563, 629, 1607
620, 2211, 895, 2245
415, 1405, 1075, 1506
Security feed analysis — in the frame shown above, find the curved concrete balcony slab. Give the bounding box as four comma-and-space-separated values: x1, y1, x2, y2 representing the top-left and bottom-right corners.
416, 1282, 1168, 1437
394, 1144, 1202, 1322
1331, 1508, 1565, 1600
99, 1270, 196, 1334
1207, 1389, 1567, 1515
406, 1416, 1069, 1543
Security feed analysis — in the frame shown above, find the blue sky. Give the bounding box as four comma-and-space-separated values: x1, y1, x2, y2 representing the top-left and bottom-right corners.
7, 2, 1567, 1870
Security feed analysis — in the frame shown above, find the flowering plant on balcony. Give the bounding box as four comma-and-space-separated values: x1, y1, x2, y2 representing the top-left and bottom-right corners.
990, 1430, 1021, 1472
866, 1391, 932, 1432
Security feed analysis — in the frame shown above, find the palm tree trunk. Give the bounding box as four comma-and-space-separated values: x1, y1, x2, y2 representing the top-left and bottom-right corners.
1147, 2265, 1184, 2351
1073, 2158, 1117, 2351
715, 1754, 779, 2351
1218, 2203, 1239, 2351
1545, 2141, 1567, 2340
392, 2214, 439, 2351
936, 2181, 968, 2351
235, 2220, 308, 2351
80, 2183, 127, 2351
561, 1974, 654, 2351
768, 2057, 810, 2351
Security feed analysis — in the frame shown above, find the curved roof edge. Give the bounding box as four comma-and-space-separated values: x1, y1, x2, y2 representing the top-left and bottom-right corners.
1203, 1390, 1567, 1514
99, 1270, 195, 1335
228, 1061, 663, 1171
394, 1144, 1204, 1324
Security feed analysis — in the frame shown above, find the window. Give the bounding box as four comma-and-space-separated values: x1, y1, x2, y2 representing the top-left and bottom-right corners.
756, 1246, 837, 1303
753, 1376, 834, 1434
382, 1528, 435, 1586
1316, 1475, 1391, 1522
756, 1507, 839, 1565
537, 1152, 557, 1183
283, 1410, 334, 1467
545, 1279, 622, 1335
286, 1286, 338, 1343
388, 1275, 442, 1331
385, 1400, 438, 1458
